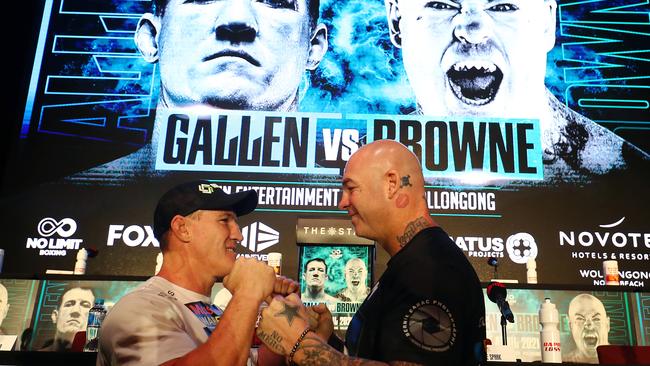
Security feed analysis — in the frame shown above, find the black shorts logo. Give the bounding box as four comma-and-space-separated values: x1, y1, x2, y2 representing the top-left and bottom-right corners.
402, 299, 456, 352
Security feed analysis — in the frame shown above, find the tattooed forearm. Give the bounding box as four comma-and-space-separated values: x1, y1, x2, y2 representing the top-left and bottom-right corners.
396, 217, 432, 247
274, 302, 301, 326
296, 334, 387, 366
256, 329, 285, 354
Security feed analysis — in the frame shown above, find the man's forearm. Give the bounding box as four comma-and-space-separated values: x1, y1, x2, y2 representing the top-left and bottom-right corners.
292, 334, 422, 366
292, 333, 386, 366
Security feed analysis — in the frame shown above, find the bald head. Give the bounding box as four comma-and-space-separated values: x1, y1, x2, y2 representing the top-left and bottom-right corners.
347, 140, 425, 190
568, 294, 609, 357
340, 140, 434, 253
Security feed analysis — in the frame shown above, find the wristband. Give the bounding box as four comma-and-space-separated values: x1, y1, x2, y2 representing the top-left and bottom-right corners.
288, 327, 311, 365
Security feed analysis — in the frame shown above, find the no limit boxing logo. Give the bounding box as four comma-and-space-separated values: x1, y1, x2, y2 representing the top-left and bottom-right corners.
37, 218, 77, 237
26, 217, 83, 256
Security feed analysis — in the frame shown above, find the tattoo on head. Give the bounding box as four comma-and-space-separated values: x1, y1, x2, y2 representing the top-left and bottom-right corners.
400, 175, 412, 188
274, 302, 301, 326
396, 217, 432, 247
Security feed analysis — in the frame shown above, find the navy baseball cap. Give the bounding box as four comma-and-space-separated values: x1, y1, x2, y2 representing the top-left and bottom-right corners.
153, 181, 258, 240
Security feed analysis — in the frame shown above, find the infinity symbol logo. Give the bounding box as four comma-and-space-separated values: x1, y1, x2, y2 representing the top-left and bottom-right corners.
37, 218, 77, 238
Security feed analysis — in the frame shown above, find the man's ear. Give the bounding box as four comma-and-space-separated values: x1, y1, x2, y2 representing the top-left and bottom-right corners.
385, 0, 402, 48
306, 24, 329, 70
386, 169, 400, 199
170, 215, 191, 243
543, 0, 557, 52
51, 309, 58, 324
134, 13, 161, 63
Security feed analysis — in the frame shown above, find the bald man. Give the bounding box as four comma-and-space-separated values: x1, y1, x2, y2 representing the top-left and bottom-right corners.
256, 140, 486, 365
565, 293, 610, 364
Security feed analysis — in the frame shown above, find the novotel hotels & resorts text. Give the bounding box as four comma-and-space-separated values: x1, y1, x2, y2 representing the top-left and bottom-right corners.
156, 110, 543, 180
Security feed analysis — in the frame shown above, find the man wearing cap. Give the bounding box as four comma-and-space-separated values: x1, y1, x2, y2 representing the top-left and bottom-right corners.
97, 181, 299, 366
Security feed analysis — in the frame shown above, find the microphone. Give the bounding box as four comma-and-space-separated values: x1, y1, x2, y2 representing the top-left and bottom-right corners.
486, 281, 514, 323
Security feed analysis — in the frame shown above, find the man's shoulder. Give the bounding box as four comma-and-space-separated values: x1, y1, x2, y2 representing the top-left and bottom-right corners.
105, 277, 175, 317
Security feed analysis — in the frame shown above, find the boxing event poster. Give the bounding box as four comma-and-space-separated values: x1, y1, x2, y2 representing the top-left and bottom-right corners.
298, 245, 373, 332
484, 288, 639, 363
29, 279, 141, 351
2, 0, 649, 291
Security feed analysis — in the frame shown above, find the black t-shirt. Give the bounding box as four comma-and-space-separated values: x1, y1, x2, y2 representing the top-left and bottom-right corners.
345, 226, 486, 365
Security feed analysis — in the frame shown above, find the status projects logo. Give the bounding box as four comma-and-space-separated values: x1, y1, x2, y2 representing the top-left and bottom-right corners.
452, 232, 538, 264
505, 233, 538, 264
26, 217, 83, 256
239, 222, 279, 256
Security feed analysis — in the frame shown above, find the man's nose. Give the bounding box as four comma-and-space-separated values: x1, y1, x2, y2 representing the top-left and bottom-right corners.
215, 0, 259, 43
232, 224, 244, 243
338, 192, 349, 210
452, 8, 490, 45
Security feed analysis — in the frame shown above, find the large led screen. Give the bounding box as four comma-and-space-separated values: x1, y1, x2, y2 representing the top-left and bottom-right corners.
1, 0, 648, 287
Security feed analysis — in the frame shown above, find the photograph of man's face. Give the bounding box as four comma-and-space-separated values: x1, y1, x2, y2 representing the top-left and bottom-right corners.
136, 0, 327, 111
51, 287, 95, 340
387, 0, 556, 118
344, 258, 368, 290
304, 259, 328, 288
568, 294, 610, 359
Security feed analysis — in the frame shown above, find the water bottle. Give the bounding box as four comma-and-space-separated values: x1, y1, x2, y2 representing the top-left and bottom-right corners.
74, 248, 88, 275
83, 299, 107, 352
539, 298, 562, 363
526, 258, 537, 284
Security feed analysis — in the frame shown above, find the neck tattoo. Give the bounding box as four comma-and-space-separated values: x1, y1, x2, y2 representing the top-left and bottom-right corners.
396, 217, 432, 247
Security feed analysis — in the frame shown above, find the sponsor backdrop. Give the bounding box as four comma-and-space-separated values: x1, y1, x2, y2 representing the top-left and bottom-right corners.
484, 289, 638, 362
1, 0, 649, 354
